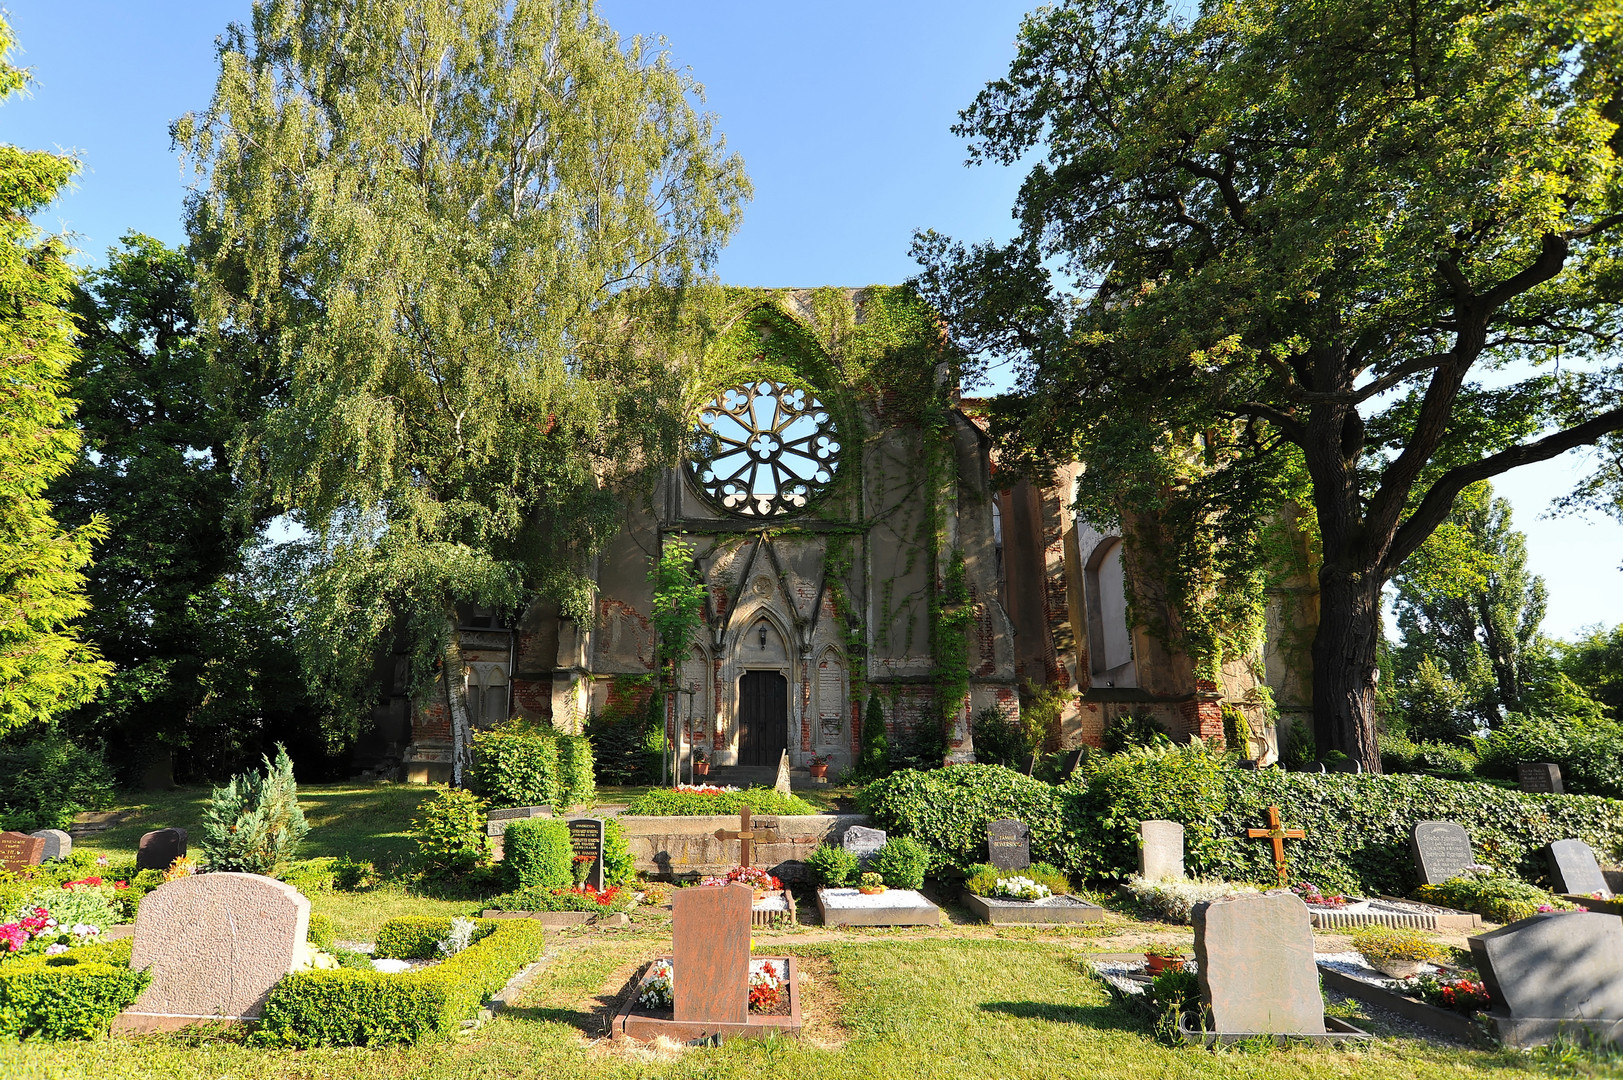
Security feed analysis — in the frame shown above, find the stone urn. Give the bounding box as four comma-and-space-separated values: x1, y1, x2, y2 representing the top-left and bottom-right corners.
1372, 958, 1423, 980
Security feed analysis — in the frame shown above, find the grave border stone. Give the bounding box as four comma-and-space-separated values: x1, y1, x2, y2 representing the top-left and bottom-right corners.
815, 887, 943, 927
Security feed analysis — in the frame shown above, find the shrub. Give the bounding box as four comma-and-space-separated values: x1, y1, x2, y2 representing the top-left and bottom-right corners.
0, 732, 114, 833
482, 884, 636, 913
409, 788, 489, 878
9, 883, 122, 932
198, 744, 309, 874
1121, 876, 1259, 924
280, 858, 337, 894
855, 694, 890, 780
1102, 712, 1172, 754
502, 818, 572, 890
859, 764, 1064, 871
374, 916, 498, 961
602, 816, 634, 887
257, 919, 546, 1046
0, 938, 148, 1039
583, 678, 661, 785
1413, 874, 1578, 923
1068, 743, 1229, 881
470, 724, 560, 810
972, 706, 1028, 768
1475, 714, 1623, 798
871, 836, 930, 889
556, 735, 596, 810
620, 786, 820, 817
1351, 925, 1446, 967
306, 912, 335, 950
964, 861, 1071, 898
803, 843, 859, 887
1379, 733, 1478, 779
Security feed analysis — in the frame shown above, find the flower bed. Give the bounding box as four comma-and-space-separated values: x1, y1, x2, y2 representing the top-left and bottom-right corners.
1315, 952, 1489, 1044
620, 786, 820, 817
611, 955, 802, 1043
481, 884, 636, 916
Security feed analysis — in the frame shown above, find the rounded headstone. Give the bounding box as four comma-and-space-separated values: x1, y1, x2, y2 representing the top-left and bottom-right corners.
28, 828, 71, 861
136, 827, 188, 871
1138, 820, 1185, 881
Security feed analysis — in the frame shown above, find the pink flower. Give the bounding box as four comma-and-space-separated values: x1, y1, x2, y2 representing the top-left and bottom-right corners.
0, 924, 26, 953
96, 856, 109, 867
43, 943, 68, 956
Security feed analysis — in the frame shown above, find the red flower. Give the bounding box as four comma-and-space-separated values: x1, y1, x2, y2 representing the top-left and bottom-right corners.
114, 881, 128, 889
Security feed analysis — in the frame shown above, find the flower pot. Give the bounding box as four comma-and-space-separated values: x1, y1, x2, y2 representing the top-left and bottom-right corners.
753, 889, 771, 903
1145, 954, 1185, 975
1372, 958, 1423, 980
694, 762, 709, 776
858, 886, 886, 896
809, 763, 829, 778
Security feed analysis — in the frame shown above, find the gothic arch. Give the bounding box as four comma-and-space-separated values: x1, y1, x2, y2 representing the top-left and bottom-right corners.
1085, 537, 1137, 687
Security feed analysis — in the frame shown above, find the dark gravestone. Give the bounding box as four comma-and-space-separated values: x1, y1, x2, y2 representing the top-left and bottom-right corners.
1518, 762, 1564, 794
1194, 891, 1326, 1035
0, 832, 45, 873
1411, 821, 1476, 886
487, 805, 552, 837
987, 819, 1031, 872
843, 825, 887, 867
1471, 912, 1623, 1022
567, 818, 605, 891
672, 882, 752, 1024
136, 827, 188, 872
1018, 754, 1035, 776
1058, 747, 1086, 780
1547, 839, 1612, 899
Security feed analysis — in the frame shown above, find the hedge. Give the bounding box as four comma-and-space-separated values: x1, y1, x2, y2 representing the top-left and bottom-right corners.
0, 938, 148, 1040
621, 786, 820, 817
470, 726, 597, 812
861, 755, 1623, 897
374, 916, 498, 961
256, 919, 546, 1047
502, 818, 574, 891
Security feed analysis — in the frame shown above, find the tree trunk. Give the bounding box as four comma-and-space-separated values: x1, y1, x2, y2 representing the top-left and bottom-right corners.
1310, 568, 1384, 772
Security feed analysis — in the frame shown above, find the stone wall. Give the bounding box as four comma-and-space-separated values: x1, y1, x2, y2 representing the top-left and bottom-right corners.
618, 813, 870, 881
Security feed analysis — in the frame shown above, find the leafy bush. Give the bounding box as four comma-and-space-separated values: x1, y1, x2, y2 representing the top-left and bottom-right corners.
1121, 876, 1259, 923
373, 916, 498, 961
1069, 743, 1229, 881
556, 735, 595, 809
972, 706, 1029, 768
964, 861, 1072, 898
1101, 712, 1172, 754
803, 843, 859, 887
280, 858, 337, 894
199, 744, 309, 874
620, 786, 819, 816
481, 883, 636, 913
1413, 874, 1577, 923
9, 883, 122, 932
410, 788, 489, 878
602, 816, 634, 887
871, 836, 930, 889
306, 912, 335, 950
502, 818, 572, 890
1379, 733, 1479, 779
0, 938, 148, 1040
257, 919, 546, 1046
859, 764, 1064, 871
0, 732, 114, 833
583, 679, 661, 785
1475, 714, 1623, 798
470, 724, 559, 810
1351, 925, 1445, 966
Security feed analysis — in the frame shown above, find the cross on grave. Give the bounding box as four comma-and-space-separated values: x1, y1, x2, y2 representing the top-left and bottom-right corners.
1247, 805, 1306, 886
714, 808, 779, 869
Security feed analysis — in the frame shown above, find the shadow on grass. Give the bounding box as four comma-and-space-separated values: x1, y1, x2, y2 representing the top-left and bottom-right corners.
979, 998, 1147, 1033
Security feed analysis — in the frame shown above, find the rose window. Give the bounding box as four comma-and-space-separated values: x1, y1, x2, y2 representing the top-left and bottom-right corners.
689, 380, 841, 517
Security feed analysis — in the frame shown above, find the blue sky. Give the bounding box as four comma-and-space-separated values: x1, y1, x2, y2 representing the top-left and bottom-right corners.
3, 1, 1620, 640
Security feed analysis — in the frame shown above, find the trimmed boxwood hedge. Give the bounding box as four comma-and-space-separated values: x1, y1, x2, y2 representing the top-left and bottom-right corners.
0, 938, 148, 1040
256, 918, 546, 1046
620, 786, 820, 816
860, 757, 1623, 896
503, 818, 574, 891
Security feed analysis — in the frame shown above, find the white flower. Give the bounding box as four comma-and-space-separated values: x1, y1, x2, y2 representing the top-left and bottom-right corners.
44, 943, 68, 956
71, 923, 100, 938
993, 876, 1052, 901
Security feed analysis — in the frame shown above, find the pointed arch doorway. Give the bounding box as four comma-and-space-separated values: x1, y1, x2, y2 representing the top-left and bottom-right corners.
737, 670, 789, 766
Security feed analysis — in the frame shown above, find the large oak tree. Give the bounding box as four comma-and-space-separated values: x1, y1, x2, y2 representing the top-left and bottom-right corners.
915, 0, 1623, 771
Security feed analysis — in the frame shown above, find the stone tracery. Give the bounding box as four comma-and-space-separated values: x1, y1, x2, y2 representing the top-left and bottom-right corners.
690, 380, 840, 517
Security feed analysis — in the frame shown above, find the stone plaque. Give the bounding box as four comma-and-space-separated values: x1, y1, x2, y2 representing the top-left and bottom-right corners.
987, 819, 1031, 871
1519, 762, 1564, 794
567, 817, 605, 892
29, 828, 71, 861
136, 827, 188, 872
1410, 821, 1475, 886
117, 872, 308, 1029
672, 882, 751, 1024
843, 824, 887, 865
1138, 820, 1186, 881
1547, 839, 1612, 899
1194, 891, 1326, 1035
487, 805, 552, 837
0, 832, 45, 873
1470, 912, 1623, 1021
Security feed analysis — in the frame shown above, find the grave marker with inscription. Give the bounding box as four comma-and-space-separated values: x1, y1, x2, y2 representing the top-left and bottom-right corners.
1547, 839, 1612, 899
567, 817, 605, 892
1410, 821, 1476, 886
842, 824, 886, 866
987, 819, 1031, 872
29, 829, 70, 861
0, 832, 44, 873
486, 805, 552, 837
1518, 762, 1564, 794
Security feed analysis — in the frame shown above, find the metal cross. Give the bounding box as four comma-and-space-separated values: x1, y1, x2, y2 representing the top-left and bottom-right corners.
714, 808, 756, 867
1246, 805, 1306, 886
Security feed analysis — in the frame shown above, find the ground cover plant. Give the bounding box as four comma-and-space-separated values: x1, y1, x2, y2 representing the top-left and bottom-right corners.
619, 786, 820, 816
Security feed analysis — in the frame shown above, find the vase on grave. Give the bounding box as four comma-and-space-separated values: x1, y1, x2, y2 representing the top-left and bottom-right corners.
1145, 953, 1186, 975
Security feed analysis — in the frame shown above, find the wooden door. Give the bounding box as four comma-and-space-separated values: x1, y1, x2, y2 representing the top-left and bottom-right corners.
737, 671, 788, 767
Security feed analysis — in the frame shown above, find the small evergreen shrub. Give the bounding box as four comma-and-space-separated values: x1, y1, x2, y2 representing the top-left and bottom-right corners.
803, 843, 859, 887
855, 694, 890, 780
1413, 874, 1578, 923
556, 735, 596, 810
872, 836, 930, 889
409, 788, 489, 878
280, 858, 337, 894
972, 706, 1028, 768
620, 786, 819, 816
470, 724, 560, 810
0, 732, 114, 833
199, 744, 309, 874
602, 816, 634, 887
502, 818, 573, 890
306, 913, 336, 951
373, 916, 498, 961
0, 939, 148, 1040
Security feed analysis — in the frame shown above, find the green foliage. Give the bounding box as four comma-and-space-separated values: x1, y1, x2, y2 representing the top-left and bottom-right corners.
803, 843, 859, 887
198, 745, 310, 874
602, 816, 634, 888
584, 677, 661, 785
1395, 657, 1477, 743
1220, 706, 1252, 757
1557, 624, 1623, 722
859, 764, 1065, 872
1068, 743, 1229, 882
0, 18, 112, 737
257, 919, 545, 1046
1350, 925, 1446, 966
1101, 713, 1173, 755
930, 549, 973, 742
1413, 875, 1576, 924
306, 913, 335, 950
555, 735, 595, 811
0, 732, 113, 832
1474, 714, 1623, 798
1378, 733, 1479, 781
373, 917, 497, 962
854, 694, 891, 781
9, 884, 121, 931
620, 786, 819, 817
481, 883, 635, 914
650, 538, 708, 683
409, 788, 489, 878
971, 707, 1031, 769
470, 725, 559, 810
0, 939, 147, 1040
871, 837, 931, 890
501, 819, 573, 891
964, 862, 1072, 897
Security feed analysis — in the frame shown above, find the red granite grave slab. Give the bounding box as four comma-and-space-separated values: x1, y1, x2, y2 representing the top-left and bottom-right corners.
0, 832, 44, 873
673, 882, 751, 1024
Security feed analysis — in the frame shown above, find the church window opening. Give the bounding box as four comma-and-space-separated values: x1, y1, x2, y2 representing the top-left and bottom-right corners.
690, 380, 840, 517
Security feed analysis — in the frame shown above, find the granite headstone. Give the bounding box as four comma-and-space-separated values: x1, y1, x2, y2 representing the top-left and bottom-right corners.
843, 824, 887, 866
1519, 762, 1564, 794
1470, 912, 1623, 1023
987, 819, 1031, 872
136, 827, 188, 872
567, 817, 606, 892
486, 805, 552, 837
1410, 821, 1476, 886
0, 832, 45, 873
1138, 820, 1186, 881
672, 882, 752, 1024
28, 829, 71, 861
1547, 839, 1612, 899
1194, 891, 1326, 1035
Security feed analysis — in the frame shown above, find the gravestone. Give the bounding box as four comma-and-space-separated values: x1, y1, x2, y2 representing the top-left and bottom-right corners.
774, 750, 792, 796
486, 805, 552, 837
136, 827, 187, 871
1138, 820, 1186, 881
1058, 747, 1086, 780
1018, 753, 1036, 776
1470, 913, 1623, 1032
1410, 821, 1476, 886
29, 829, 71, 862
843, 824, 886, 866
672, 881, 752, 1024
1194, 891, 1326, 1035
113, 872, 308, 1032
567, 817, 606, 892
0, 832, 45, 873
1547, 839, 1612, 899
987, 819, 1031, 872
1518, 762, 1564, 794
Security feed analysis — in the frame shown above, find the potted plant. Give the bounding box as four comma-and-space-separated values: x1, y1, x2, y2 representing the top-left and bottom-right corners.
1351, 925, 1446, 980
857, 871, 886, 896
808, 754, 831, 779
1144, 942, 1186, 975
692, 749, 709, 777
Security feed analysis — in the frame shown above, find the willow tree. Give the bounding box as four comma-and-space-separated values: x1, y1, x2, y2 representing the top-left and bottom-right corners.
915, 0, 1623, 771
178, 0, 749, 756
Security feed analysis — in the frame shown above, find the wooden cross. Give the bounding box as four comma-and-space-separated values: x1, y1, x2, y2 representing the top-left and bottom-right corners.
714, 808, 757, 867
1247, 805, 1306, 886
